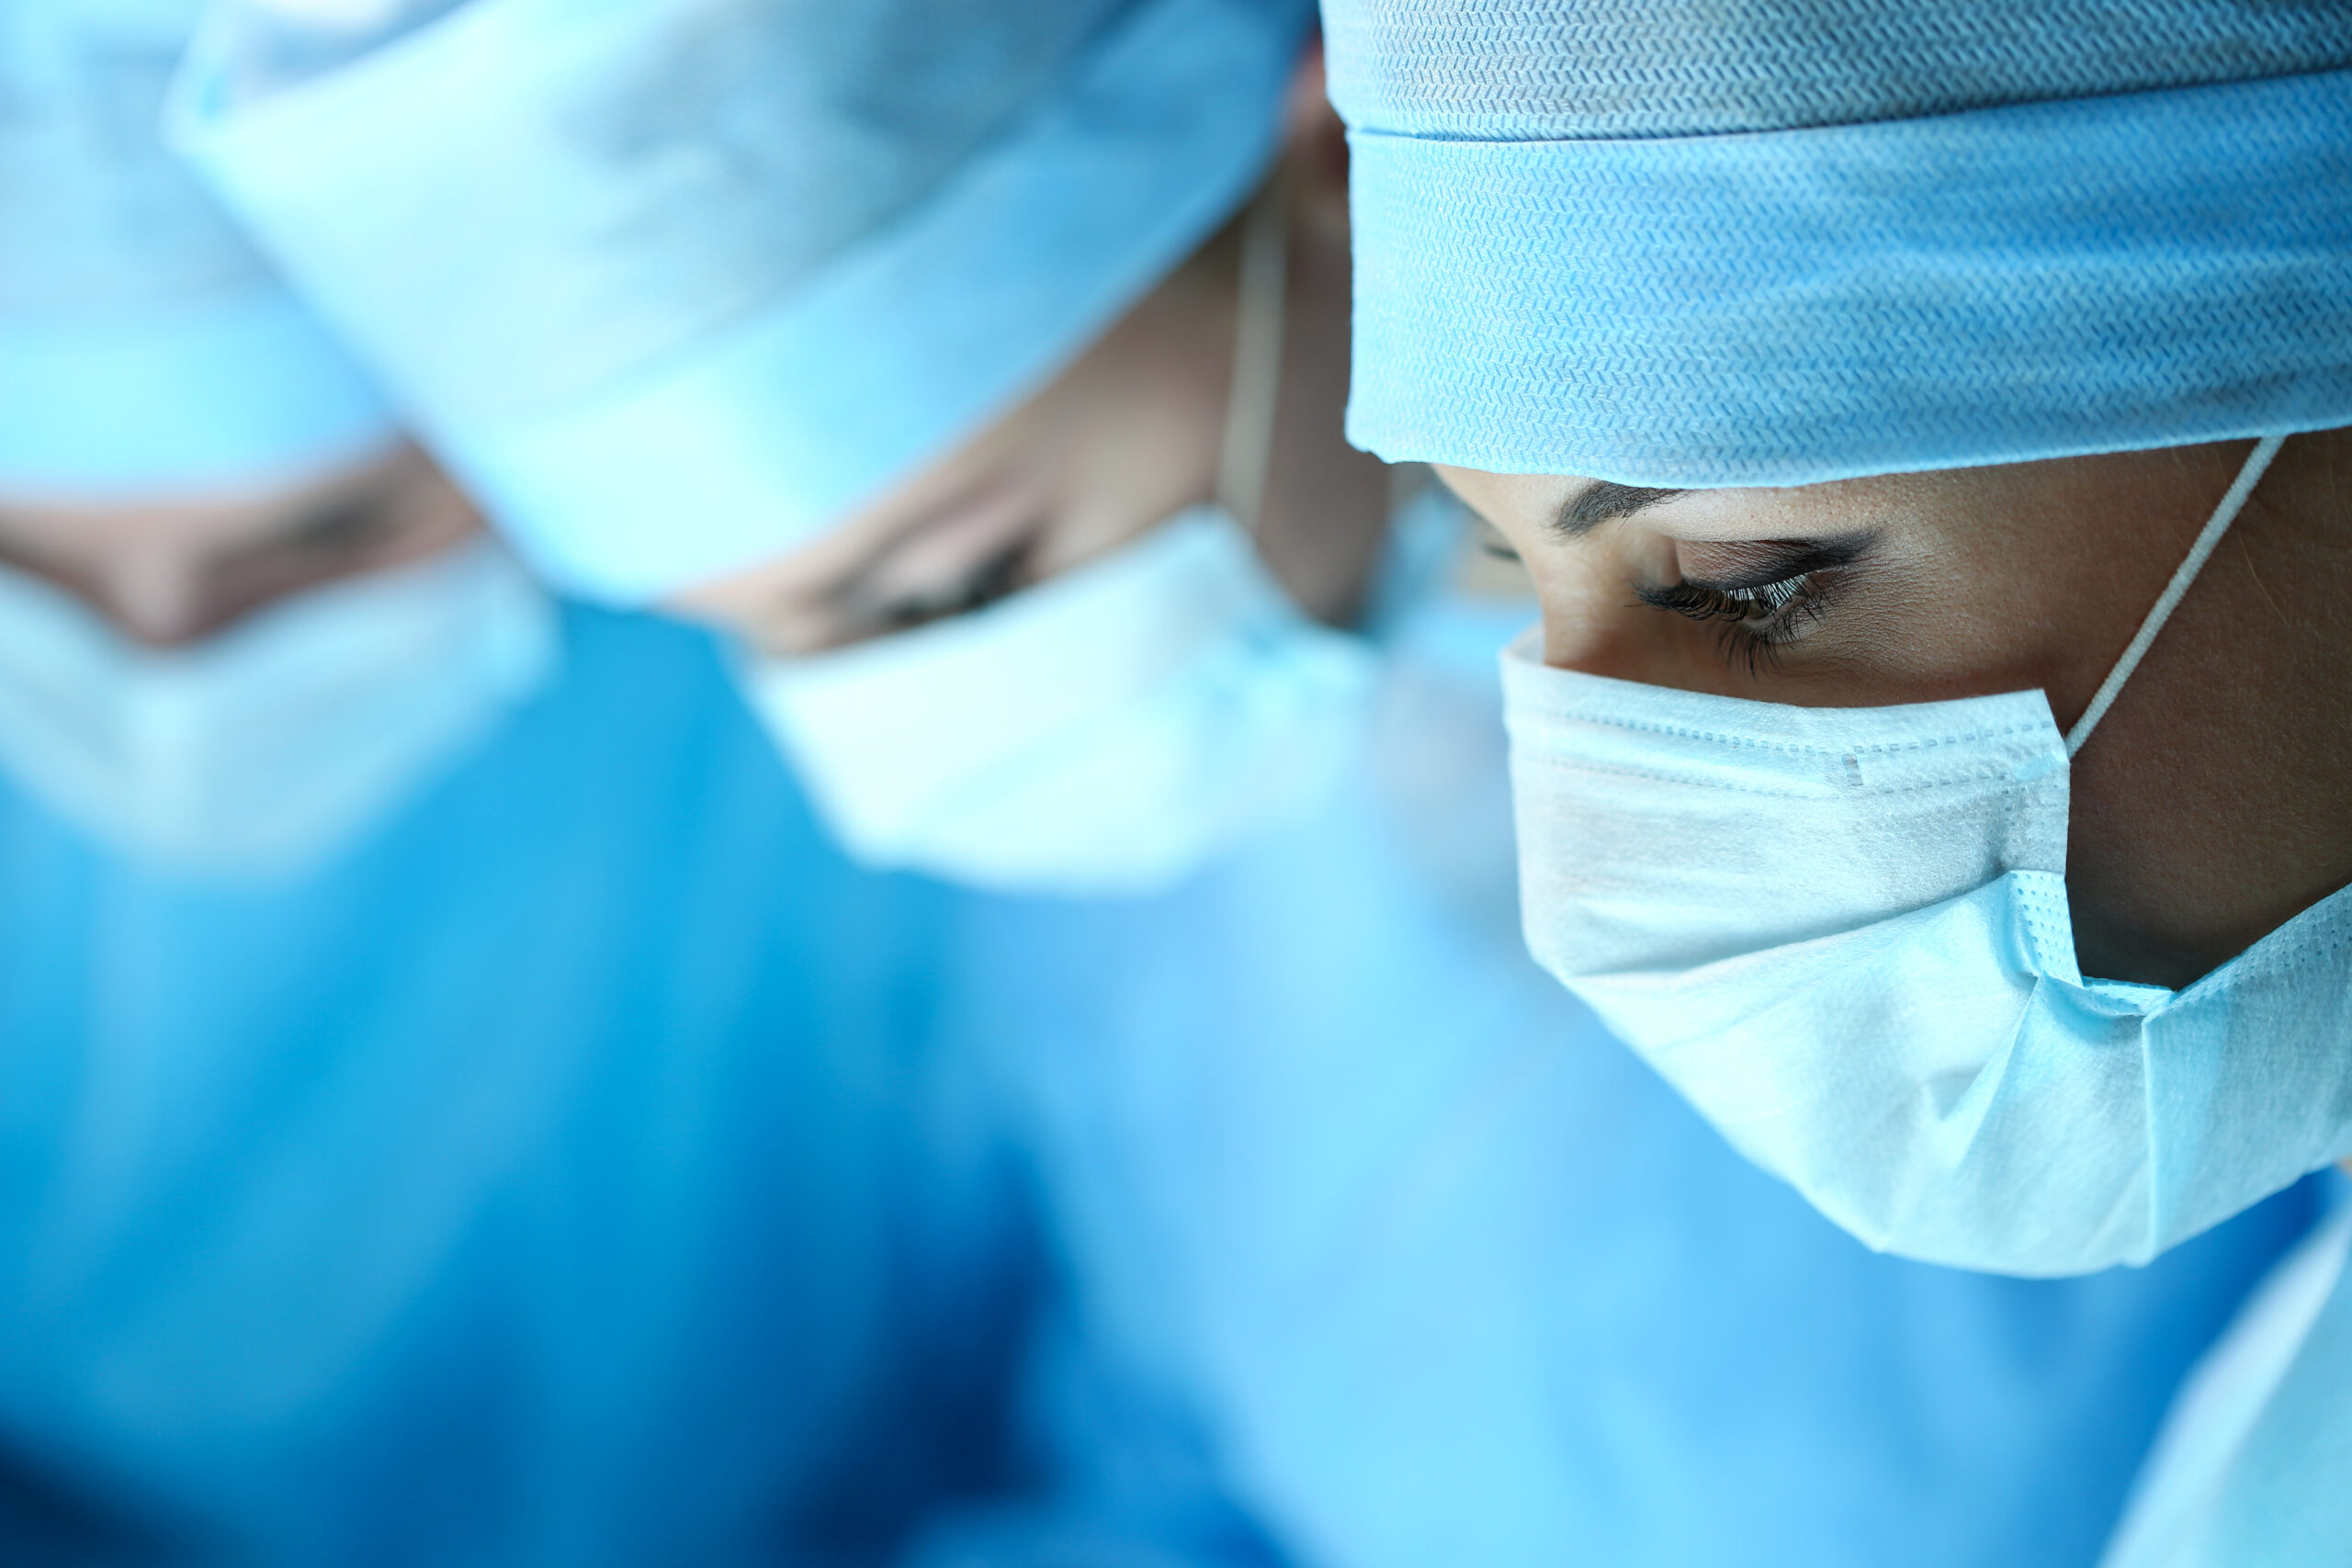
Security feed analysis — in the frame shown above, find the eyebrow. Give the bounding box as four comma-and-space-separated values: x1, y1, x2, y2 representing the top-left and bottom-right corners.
1551, 481, 1690, 539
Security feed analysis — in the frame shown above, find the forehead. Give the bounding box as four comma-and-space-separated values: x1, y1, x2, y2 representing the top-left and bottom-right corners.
1438, 462, 2038, 547
1430, 464, 1574, 521
1437, 466, 1722, 543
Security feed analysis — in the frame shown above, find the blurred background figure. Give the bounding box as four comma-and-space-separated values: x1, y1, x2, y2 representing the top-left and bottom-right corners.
185, 0, 1392, 901
0, 4, 1040, 1562
0, 0, 533, 881
175, 5, 2322, 1568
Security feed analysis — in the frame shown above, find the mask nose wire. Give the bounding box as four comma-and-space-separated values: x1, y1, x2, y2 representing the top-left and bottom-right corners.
2064, 433, 2285, 757
1213, 174, 1290, 535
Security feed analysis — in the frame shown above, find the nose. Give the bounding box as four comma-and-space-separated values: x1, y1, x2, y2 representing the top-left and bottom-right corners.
1536, 570, 1746, 696
85, 548, 220, 649
1536, 570, 1669, 682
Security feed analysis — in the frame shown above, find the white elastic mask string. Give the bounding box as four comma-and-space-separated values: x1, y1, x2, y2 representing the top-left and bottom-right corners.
2065, 434, 2285, 755
1213, 175, 1288, 534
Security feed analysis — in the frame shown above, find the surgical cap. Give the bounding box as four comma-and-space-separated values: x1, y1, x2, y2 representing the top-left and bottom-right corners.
0, 0, 391, 498
1324, 1, 2352, 487
175, 0, 1315, 602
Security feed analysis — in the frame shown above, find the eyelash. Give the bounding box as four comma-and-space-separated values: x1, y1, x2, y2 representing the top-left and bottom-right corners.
1636, 559, 1844, 673
867, 536, 1032, 633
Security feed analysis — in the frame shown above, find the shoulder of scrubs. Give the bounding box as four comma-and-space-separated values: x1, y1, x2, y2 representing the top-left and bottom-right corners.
2102, 1176, 2352, 1568
0, 603, 1029, 1564
901, 1298, 1290, 1568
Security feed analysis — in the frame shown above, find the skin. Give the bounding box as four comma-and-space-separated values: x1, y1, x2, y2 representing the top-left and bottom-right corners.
672, 51, 1391, 657
1442, 429, 2352, 989
0, 443, 484, 648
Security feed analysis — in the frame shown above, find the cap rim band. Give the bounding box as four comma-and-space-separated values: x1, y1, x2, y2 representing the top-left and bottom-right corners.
1344, 67, 2352, 487
0, 282, 395, 499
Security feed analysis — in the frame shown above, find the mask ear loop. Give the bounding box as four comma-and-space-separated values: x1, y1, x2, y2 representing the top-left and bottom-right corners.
1212, 174, 1289, 535
2064, 434, 2285, 756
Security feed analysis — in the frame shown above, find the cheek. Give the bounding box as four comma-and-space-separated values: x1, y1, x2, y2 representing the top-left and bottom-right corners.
1823, 528, 2151, 712
1522, 551, 1619, 665
1012, 350, 1227, 578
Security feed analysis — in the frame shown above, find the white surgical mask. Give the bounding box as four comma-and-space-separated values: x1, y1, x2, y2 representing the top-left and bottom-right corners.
745, 505, 1377, 897
1504, 434, 2352, 1277
0, 537, 557, 878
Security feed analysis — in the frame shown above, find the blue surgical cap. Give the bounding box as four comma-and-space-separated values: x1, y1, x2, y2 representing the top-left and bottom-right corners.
1324, 1, 2352, 487
175, 0, 1314, 602
0, 0, 392, 498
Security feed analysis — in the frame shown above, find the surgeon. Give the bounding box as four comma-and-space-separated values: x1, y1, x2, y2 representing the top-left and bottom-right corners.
1319, 2, 2352, 1562
0, 0, 530, 881
0, 4, 1036, 1561
177, 0, 1391, 897
175, 0, 2316, 1563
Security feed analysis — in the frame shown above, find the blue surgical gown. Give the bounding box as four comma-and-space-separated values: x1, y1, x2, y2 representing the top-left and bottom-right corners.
0, 602, 1031, 1567
937, 581, 2316, 1568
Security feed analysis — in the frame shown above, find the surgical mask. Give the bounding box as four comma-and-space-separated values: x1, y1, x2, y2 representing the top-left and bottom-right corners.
745, 505, 1377, 897
1505, 434, 2352, 1277
0, 537, 557, 878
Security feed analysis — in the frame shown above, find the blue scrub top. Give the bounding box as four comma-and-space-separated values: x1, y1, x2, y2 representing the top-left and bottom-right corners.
0, 603, 1029, 1567
937, 588, 2316, 1568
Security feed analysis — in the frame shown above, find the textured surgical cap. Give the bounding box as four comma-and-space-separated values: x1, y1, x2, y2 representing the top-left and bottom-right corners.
176, 0, 1314, 601
1324, 1, 2352, 487
0, 0, 390, 497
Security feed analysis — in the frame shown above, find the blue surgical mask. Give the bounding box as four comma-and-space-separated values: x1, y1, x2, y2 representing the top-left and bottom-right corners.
1503, 435, 2352, 1277
0, 538, 557, 878
741, 506, 1377, 897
